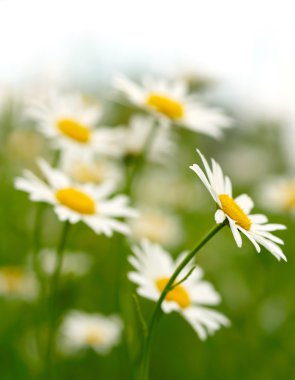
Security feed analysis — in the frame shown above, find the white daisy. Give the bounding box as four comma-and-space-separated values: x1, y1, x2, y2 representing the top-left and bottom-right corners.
114, 75, 232, 138
60, 149, 122, 186
258, 176, 295, 214
129, 207, 183, 248
128, 240, 230, 341
190, 150, 287, 261
118, 114, 175, 164
59, 311, 123, 355
14, 159, 137, 236
37, 249, 92, 277
28, 92, 122, 157
0, 266, 38, 301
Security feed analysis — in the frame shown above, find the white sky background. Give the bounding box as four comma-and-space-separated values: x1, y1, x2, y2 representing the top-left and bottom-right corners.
0, 0, 295, 124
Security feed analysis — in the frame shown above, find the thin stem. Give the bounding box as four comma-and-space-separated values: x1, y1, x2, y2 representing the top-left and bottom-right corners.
32, 203, 45, 274
45, 221, 70, 380
138, 223, 225, 380
118, 118, 161, 379
124, 119, 159, 195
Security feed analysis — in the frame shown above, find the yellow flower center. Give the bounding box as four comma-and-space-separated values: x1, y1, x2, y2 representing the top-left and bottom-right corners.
57, 118, 91, 143
156, 277, 190, 309
219, 194, 251, 230
55, 188, 96, 214
146, 93, 184, 120
84, 327, 103, 346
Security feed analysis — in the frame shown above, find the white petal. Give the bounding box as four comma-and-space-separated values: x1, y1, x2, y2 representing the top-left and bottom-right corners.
38, 158, 69, 189
215, 209, 226, 224
189, 164, 219, 203
228, 220, 243, 247
241, 230, 261, 252
235, 194, 254, 214
250, 214, 269, 224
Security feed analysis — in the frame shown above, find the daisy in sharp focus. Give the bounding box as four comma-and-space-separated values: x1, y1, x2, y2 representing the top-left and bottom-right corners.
114, 75, 232, 138
28, 92, 122, 157
128, 240, 230, 340
190, 150, 287, 261
15, 159, 137, 236
59, 311, 123, 355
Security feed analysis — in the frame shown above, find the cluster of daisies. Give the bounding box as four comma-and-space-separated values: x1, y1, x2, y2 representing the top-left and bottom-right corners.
8, 74, 286, 357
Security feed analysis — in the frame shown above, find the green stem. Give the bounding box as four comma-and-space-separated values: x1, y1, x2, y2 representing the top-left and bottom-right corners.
138, 223, 225, 380
45, 221, 70, 380
125, 119, 159, 195
32, 203, 45, 274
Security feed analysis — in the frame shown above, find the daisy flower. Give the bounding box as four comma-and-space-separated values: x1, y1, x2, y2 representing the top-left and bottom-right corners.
28, 92, 122, 157
14, 159, 137, 236
129, 207, 183, 248
118, 114, 175, 164
190, 150, 287, 261
258, 176, 295, 214
60, 149, 122, 186
0, 266, 38, 301
59, 311, 123, 355
128, 240, 230, 340
37, 249, 92, 277
114, 75, 232, 138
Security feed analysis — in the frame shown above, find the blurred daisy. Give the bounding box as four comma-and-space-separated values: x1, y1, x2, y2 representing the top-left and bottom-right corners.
59, 311, 123, 355
129, 207, 183, 248
15, 159, 137, 236
258, 177, 295, 214
190, 150, 287, 261
61, 151, 121, 186
128, 240, 229, 340
7, 129, 45, 161
0, 267, 38, 301
118, 114, 175, 164
37, 249, 92, 277
28, 92, 122, 157
114, 75, 232, 138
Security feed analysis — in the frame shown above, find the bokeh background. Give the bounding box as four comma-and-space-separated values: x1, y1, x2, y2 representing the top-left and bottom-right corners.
0, 1, 295, 379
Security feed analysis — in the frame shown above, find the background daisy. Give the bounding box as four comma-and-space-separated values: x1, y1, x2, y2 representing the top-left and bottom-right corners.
128, 240, 230, 340
28, 92, 122, 157
114, 75, 232, 138
15, 159, 137, 236
59, 311, 123, 355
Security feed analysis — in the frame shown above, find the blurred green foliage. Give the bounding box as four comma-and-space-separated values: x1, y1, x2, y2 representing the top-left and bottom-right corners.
0, 92, 294, 380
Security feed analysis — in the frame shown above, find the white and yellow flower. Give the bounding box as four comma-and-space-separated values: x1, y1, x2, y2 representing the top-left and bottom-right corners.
0, 266, 38, 301
37, 249, 92, 277
114, 75, 232, 138
129, 207, 183, 248
118, 114, 175, 164
258, 177, 295, 214
28, 92, 122, 157
59, 311, 123, 355
15, 159, 137, 236
128, 240, 230, 340
60, 150, 122, 187
190, 150, 287, 261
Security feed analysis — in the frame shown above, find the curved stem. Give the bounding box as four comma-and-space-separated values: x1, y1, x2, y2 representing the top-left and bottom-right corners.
138, 223, 225, 380
45, 221, 70, 380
